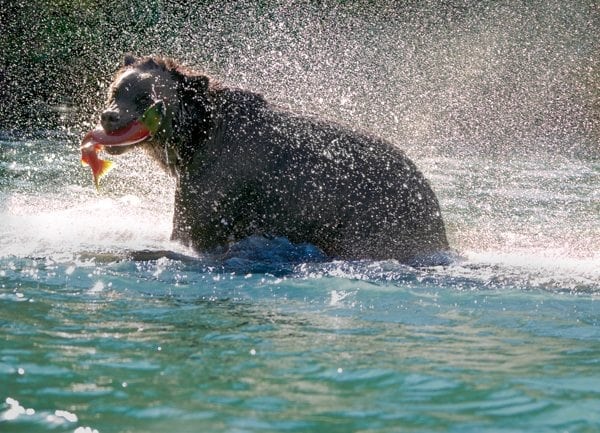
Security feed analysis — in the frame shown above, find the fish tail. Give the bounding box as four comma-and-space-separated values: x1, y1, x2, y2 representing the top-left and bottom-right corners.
93, 159, 114, 190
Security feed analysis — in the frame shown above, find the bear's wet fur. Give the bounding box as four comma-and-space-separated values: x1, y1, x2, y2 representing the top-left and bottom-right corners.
101, 55, 450, 263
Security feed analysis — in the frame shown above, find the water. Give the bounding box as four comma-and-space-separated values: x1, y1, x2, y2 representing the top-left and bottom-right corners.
1, 0, 599, 430
1, 134, 598, 433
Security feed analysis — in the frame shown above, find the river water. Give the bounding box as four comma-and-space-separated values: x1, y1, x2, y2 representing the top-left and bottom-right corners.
1, 133, 598, 432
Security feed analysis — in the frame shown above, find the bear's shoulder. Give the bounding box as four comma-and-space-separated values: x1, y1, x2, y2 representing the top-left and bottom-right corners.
218, 88, 266, 107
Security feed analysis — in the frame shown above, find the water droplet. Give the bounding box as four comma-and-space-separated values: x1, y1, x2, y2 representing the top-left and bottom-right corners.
89, 281, 104, 293
74, 427, 99, 433
55, 409, 78, 423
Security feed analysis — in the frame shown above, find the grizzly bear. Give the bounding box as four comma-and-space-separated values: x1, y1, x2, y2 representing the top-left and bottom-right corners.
98, 54, 449, 264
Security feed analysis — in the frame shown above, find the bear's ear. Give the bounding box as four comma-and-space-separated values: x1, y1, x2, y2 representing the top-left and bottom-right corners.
123, 53, 137, 67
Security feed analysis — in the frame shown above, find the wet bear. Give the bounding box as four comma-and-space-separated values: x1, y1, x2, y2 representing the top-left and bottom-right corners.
99, 54, 449, 263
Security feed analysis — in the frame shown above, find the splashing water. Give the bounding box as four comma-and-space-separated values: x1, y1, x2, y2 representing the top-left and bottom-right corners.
1, 1, 599, 432
1, 135, 597, 290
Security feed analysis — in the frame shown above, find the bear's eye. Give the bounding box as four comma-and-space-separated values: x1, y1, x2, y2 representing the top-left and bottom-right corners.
135, 95, 153, 109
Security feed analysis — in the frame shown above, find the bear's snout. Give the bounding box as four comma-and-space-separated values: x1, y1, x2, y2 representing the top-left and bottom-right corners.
100, 109, 121, 132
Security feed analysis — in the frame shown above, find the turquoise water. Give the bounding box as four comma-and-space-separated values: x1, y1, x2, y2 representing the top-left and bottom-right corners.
1, 135, 598, 432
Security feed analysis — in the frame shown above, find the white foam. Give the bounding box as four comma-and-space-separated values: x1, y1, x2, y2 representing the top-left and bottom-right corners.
0, 189, 174, 259
466, 250, 600, 279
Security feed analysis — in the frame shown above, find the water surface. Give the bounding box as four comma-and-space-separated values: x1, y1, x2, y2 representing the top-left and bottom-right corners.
1, 135, 598, 432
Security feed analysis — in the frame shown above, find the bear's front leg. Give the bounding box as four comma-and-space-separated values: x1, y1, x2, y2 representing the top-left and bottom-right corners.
170, 183, 231, 250
172, 179, 277, 252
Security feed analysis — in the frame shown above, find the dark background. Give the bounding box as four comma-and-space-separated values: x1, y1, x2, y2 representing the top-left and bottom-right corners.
1, 0, 598, 157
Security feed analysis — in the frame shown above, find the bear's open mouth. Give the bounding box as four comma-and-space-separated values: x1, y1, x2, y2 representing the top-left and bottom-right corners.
80, 100, 165, 188
86, 100, 164, 151
87, 120, 152, 148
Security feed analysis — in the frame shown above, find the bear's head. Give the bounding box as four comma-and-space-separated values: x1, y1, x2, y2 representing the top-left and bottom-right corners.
100, 54, 214, 172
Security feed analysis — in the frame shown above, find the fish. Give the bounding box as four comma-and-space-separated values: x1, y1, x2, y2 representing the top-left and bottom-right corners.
80, 142, 113, 190
83, 120, 153, 147
79, 120, 150, 189
80, 101, 164, 189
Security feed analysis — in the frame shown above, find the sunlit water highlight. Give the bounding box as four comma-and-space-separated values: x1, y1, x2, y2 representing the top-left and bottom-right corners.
1, 135, 598, 432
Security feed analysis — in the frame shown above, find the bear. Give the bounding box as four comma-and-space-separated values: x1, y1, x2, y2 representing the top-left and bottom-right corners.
98, 54, 449, 264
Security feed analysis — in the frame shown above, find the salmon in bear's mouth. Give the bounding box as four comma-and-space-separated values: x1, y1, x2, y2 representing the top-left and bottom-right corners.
80, 101, 163, 189
85, 120, 153, 147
